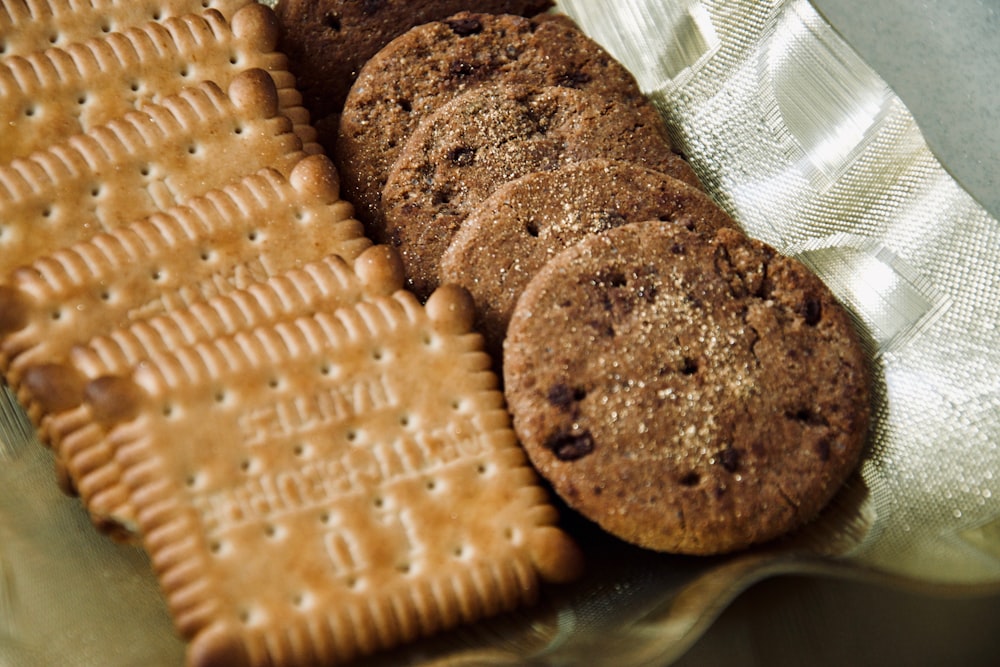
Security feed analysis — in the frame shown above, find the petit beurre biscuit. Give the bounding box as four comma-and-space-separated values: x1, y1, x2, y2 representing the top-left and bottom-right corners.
0, 3, 315, 163
0, 68, 312, 275
0, 0, 249, 58
51, 246, 404, 531
0, 154, 368, 424
71, 285, 582, 666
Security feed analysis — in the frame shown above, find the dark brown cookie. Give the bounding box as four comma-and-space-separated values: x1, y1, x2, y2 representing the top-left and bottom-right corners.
275, 0, 553, 144
336, 11, 693, 227
382, 85, 701, 298
440, 159, 737, 359
503, 223, 872, 555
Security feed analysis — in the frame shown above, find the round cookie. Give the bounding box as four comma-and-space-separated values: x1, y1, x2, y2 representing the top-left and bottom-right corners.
274, 0, 553, 143
503, 223, 871, 555
336, 11, 695, 227
440, 159, 737, 360
382, 85, 700, 298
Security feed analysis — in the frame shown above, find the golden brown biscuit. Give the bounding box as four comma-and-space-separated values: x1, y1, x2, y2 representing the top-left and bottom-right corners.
0, 3, 314, 163
0, 0, 250, 57
0, 154, 368, 424
0, 68, 311, 276
52, 246, 404, 530
72, 285, 582, 665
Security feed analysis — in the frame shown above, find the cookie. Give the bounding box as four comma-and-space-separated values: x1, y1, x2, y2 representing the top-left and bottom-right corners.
274, 0, 553, 140
0, 0, 250, 58
0, 154, 369, 427
440, 159, 738, 359
0, 68, 313, 277
51, 246, 403, 530
503, 223, 871, 555
382, 84, 701, 298
0, 4, 308, 163
71, 285, 582, 665
336, 11, 690, 227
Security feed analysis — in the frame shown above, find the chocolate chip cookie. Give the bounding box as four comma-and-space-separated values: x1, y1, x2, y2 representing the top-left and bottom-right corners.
336, 11, 691, 227
382, 85, 701, 298
503, 222, 871, 554
275, 0, 553, 146
440, 159, 735, 359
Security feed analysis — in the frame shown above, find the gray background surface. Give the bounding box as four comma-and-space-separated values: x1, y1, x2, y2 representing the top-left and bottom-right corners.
678, 1, 1000, 664
811, 0, 999, 218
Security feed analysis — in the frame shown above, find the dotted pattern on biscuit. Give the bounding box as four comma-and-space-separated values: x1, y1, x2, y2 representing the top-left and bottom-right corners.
52, 246, 402, 527
0, 155, 367, 420
73, 287, 581, 666
0, 0, 250, 57
0, 70, 308, 275
0, 6, 298, 162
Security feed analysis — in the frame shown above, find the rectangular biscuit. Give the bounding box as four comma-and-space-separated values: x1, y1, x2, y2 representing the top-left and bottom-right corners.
48, 246, 404, 528
0, 3, 317, 163
70, 285, 582, 666
0, 0, 250, 58
0, 68, 310, 276
0, 154, 370, 421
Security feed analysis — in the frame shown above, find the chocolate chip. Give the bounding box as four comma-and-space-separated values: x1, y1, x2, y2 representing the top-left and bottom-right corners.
445, 17, 484, 36
597, 270, 627, 289
322, 12, 341, 31
547, 383, 586, 410
790, 407, 826, 427
546, 429, 595, 461
815, 439, 831, 461
719, 448, 740, 472
681, 357, 698, 375
800, 296, 822, 325
359, 0, 386, 15
679, 472, 701, 486
446, 146, 475, 166
448, 61, 477, 78
555, 70, 592, 88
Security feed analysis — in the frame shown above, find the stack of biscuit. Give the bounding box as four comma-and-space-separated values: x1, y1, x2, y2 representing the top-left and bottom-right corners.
333, 11, 872, 557
0, 2, 584, 666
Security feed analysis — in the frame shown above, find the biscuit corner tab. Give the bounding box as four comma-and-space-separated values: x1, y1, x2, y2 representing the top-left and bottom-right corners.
83, 375, 143, 426
187, 621, 251, 667
425, 284, 477, 335
229, 68, 280, 118
19, 363, 86, 416
529, 526, 586, 585
355, 245, 406, 296
231, 1, 280, 52
289, 153, 341, 202
0, 285, 28, 336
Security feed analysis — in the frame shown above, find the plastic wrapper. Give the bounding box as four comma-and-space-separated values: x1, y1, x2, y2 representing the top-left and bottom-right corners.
2, 0, 998, 664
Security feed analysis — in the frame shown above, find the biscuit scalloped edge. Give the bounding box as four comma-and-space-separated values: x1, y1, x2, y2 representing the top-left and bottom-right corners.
72, 286, 583, 666
0, 68, 309, 277
0, 5, 302, 163
229, 1, 321, 155
51, 246, 404, 529
0, 153, 366, 434
0, 0, 251, 58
